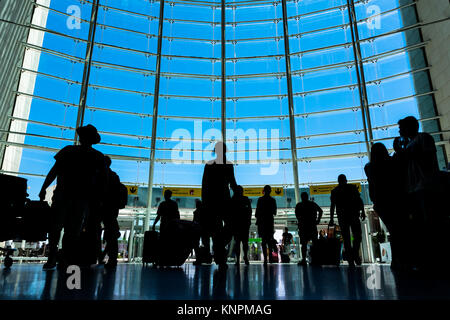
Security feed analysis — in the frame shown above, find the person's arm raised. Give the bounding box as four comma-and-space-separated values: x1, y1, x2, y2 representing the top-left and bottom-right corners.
317, 203, 323, 225
39, 164, 58, 201
329, 193, 336, 226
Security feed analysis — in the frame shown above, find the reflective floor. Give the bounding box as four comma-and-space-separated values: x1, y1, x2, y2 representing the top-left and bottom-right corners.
0, 263, 449, 300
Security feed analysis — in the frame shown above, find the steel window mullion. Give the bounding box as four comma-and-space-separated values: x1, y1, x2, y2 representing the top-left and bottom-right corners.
145, 0, 165, 232
281, 0, 300, 204
74, 0, 100, 142
347, 0, 372, 156
221, 0, 226, 142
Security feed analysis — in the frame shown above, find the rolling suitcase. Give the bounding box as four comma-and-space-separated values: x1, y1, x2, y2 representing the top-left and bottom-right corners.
310, 225, 341, 266
20, 200, 52, 241
195, 246, 212, 264
143, 230, 160, 265
280, 252, 290, 263
156, 220, 200, 266
143, 220, 201, 266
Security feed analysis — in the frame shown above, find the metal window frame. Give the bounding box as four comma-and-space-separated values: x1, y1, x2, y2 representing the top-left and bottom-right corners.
347, 0, 372, 156
145, 0, 166, 232
74, 0, 100, 142
281, 0, 300, 204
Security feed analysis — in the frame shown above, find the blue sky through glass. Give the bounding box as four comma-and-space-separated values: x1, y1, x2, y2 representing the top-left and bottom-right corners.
17, 0, 424, 203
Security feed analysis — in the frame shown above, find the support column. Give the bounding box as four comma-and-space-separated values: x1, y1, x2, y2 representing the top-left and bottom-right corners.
144, 0, 165, 233
221, 0, 226, 142
128, 219, 135, 262
74, 0, 99, 141
281, 0, 300, 204
347, 0, 373, 155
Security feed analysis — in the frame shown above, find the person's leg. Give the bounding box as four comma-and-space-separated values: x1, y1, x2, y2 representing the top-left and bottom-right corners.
242, 232, 249, 264
105, 215, 120, 267
211, 218, 226, 266
62, 200, 89, 266
43, 208, 63, 269
84, 206, 101, 266
298, 240, 308, 265
350, 218, 362, 265
339, 220, 353, 265
298, 228, 307, 264
234, 236, 241, 265
261, 242, 267, 264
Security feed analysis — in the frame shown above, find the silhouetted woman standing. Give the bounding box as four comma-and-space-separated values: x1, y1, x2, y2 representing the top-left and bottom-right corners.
365, 142, 404, 269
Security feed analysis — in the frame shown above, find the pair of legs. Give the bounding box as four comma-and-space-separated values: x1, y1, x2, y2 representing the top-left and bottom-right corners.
338, 215, 362, 266
193, 233, 212, 264
207, 215, 232, 268
374, 202, 405, 270
261, 237, 273, 264
45, 199, 91, 268
258, 225, 274, 264
299, 226, 317, 265
44, 207, 63, 269
101, 208, 120, 267
233, 231, 249, 264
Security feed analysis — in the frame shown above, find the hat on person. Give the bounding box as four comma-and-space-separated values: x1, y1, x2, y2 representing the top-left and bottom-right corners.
76, 124, 101, 145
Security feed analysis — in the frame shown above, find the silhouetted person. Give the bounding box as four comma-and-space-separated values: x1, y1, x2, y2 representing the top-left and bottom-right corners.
201, 142, 238, 271
319, 230, 326, 240
365, 143, 404, 270
152, 190, 180, 237
393, 116, 446, 269
39, 124, 106, 269
281, 227, 293, 263
99, 156, 123, 269
329, 174, 365, 267
295, 192, 323, 266
230, 185, 252, 265
394, 116, 439, 195
255, 185, 277, 265
193, 199, 212, 265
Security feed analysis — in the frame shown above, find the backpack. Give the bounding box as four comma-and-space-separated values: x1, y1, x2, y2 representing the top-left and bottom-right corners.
117, 183, 128, 209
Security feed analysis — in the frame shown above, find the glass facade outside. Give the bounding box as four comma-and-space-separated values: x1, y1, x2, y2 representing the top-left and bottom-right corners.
1, 0, 446, 217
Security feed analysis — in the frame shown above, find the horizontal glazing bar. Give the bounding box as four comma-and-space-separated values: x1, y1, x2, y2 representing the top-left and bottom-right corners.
27, 0, 412, 44
0, 129, 151, 150
24, 38, 421, 83
0, 140, 148, 162
16, 20, 430, 67
2, 4, 444, 56
10, 113, 440, 145
12, 90, 438, 128
8, 116, 152, 140
25, 62, 432, 101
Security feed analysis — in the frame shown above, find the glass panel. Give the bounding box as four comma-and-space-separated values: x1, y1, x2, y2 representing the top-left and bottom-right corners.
6, 0, 439, 209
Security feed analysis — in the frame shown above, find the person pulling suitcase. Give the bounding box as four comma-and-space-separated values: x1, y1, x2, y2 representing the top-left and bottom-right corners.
295, 192, 323, 266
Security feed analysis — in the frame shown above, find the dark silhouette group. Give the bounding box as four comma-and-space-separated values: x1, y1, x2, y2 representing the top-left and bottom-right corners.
39, 125, 126, 270
36, 115, 449, 273
365, 116, 449, 271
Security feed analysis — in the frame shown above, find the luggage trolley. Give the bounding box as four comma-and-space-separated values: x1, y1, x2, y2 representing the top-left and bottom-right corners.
0, 174, 51, 268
